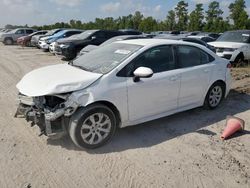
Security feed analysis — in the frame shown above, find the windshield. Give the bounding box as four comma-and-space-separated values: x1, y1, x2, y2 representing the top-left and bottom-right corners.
51, 30, 66, 37
76, 30, 97, 39
9, 29, 18, 33
100, 36, 126, 47
47, 29, 60, 35
73, 42, 142, 74
217, 31, 250, 43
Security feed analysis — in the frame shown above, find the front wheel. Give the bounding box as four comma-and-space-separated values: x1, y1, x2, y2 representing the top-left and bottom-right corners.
204, 83, 225, 109
68, 104, 117, 149
4, 38, 13, 45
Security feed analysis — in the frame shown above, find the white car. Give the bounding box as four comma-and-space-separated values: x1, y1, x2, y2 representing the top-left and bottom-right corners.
38, 36, 50, 50
16, 39, 232, 149
49, 42, 57, 54
209, 30, 250, 65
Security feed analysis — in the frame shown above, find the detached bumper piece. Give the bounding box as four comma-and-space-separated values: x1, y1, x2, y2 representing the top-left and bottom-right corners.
15, 96, 69, 139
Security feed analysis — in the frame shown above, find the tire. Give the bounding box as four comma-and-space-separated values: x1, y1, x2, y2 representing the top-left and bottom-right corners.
68, 104, 117, 149
26, 41, 31, 47
4, 38, 13, 45
204, 82, 225, 109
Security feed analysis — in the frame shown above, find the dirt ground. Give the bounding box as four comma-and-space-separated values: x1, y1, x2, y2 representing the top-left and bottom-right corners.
0, 44, 249, 188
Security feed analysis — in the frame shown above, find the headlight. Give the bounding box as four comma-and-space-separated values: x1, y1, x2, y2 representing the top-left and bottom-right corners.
60, 44, 70, 48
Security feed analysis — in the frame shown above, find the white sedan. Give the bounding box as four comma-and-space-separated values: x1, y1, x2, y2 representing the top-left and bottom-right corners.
16, 39, 232, 149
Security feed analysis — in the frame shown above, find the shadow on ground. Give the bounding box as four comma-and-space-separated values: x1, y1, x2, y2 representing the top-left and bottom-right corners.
47, 90, 250, 153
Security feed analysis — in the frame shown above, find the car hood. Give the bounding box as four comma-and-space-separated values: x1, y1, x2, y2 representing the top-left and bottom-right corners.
40, 36, 50, 41
16, 64, 102, 97
57, 37, 87, 44
208, 41, 246, 49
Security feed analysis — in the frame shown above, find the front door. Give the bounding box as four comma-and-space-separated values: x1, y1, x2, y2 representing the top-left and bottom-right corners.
125, 45, 181, 121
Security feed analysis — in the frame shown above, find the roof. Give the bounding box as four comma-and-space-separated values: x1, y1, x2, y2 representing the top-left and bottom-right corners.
116, 38, 215, 56
117, 38, 193, 46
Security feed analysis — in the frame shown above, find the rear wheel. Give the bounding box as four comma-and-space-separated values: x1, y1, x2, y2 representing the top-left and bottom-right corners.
68, 104, 117, 149
204, 82, 225, 109
4, 38, 13, 45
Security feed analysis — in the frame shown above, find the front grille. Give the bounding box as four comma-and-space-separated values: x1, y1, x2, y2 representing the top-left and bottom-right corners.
45, 96, 65, 109
216, 48, 224, 53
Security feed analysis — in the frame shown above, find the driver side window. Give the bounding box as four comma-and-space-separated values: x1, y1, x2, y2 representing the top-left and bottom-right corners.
117, 45, 175, 77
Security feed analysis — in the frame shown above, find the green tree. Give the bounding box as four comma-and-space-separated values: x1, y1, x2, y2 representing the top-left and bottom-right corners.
188, 3, 204, 31
204, 1, 223, 32
132, 11, 144, 30
165, 10, 176, 31
229, 0, 249, 29
139, 16, 158, 33
175, 1, 189, 31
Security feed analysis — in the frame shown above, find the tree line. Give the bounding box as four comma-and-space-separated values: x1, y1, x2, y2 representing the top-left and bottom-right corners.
5, 0, 250, 33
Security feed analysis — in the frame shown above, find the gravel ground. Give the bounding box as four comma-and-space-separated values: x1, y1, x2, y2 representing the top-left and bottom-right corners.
0, 44, 249, 188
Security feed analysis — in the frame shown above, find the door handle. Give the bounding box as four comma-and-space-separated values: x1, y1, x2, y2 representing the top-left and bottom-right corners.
170, 76, 178, 81
203, 69, 209, 73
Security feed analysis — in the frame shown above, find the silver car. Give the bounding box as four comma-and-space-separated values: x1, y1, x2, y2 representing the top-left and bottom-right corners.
0, 28, 36, 45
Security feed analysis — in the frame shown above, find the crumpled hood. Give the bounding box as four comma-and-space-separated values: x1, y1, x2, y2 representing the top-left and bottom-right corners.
16, 64, 102, 97
208, 41, 246, 49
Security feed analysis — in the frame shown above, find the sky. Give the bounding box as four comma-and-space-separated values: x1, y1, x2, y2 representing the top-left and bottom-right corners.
0, 0, 250, 28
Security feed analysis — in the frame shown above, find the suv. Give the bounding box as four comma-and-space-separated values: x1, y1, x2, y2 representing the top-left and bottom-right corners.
54, 30, 125, 60
0, 28, 36, 45
209, 30, 250, 65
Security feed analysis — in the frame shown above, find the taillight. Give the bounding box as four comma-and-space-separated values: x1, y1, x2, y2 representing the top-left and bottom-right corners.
227, 63, 232, 69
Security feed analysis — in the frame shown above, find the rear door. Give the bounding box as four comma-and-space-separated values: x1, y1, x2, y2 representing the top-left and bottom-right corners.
26, 29, 34, 35
175, 45, 215, 108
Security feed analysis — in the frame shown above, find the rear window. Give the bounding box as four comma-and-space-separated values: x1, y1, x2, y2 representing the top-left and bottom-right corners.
176, 45, 214, 68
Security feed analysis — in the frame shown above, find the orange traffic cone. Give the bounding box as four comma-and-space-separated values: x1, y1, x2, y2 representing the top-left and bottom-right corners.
221, 116, 245, 140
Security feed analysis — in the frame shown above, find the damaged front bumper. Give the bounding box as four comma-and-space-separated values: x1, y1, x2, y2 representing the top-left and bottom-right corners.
15, 93, 79, 139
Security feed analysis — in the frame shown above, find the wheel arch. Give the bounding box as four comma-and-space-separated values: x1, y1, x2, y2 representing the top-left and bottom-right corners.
210, 80, 226, 95
203, 80, 226, 108
204, 80, 226, 103
85, 100, 122, 127
4, 37, 14, 44
236, 52, 244, 60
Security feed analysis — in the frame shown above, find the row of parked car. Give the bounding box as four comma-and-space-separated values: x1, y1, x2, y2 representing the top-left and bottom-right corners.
1, 28, 249, 66
1, 27, 248, 149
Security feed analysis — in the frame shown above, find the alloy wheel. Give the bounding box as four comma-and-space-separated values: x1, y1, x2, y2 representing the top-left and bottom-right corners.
80, 113, 111, 145
209, 86, 223, 107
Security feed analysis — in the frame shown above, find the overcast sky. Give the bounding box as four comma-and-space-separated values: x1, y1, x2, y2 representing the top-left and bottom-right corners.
0, 0, 249, 28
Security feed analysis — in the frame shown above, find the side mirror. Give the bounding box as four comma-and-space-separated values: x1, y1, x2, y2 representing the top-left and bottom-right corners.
91, 36, 97, 40
133, 67, 153, 82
